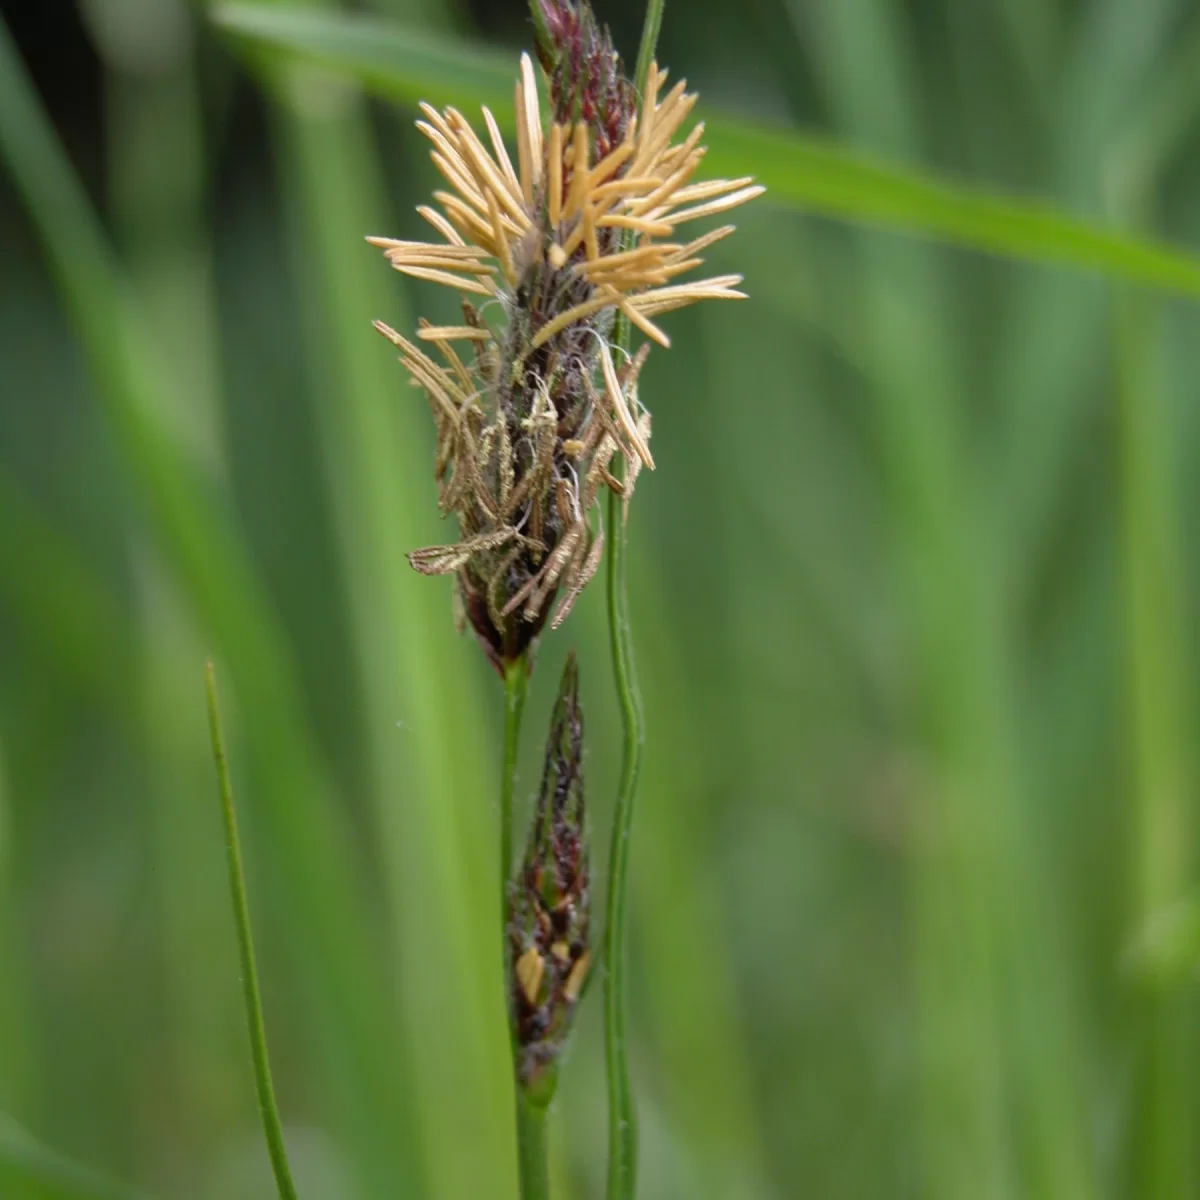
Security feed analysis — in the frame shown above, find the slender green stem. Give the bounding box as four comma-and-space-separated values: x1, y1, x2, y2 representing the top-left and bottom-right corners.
603, 483, 645, 1200
632, 0, 666, 100
603, 8, 663, 1197
516, 1089, 551, 1200
204, 662, 299, 1200
613, 0, 666, 355
501, 655, 545, 1200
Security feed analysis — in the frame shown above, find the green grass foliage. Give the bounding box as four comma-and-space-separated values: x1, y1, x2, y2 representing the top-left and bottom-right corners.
3, 0, 1200, 1197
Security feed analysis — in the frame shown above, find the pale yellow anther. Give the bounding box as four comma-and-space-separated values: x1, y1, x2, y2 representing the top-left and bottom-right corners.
516, 947, 545, 1006
600, 340, 655, 468
563, 951, 591, 1003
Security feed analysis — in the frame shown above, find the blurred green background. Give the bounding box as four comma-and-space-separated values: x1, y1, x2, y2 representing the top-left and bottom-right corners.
4, 0, 1200, 1197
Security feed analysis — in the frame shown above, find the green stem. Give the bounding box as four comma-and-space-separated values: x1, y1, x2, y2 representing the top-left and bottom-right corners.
603, 483, 645, 1200
501, 655, 545, 1200
632, 0, 666, 100
516, 1090, 551, 1200
204, 662, 300, 1200
603, 8, 663, 1196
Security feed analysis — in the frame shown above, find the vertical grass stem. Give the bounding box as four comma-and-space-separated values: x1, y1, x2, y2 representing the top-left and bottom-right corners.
603, 6, 663, 1197
603, 481, 646, 1200
516, 1089, 551, 1200
204, 662, 299, 1200
633, 0, 666, 100
501, 655, 545, 1200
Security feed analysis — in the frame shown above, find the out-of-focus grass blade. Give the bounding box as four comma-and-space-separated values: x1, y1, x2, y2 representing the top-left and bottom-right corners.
0, 471, 137, 737
799, 4, 1095, 1197
627, 558, 769, 1197
0, 17, 413, 1194
271, 75, 512, 1200
212, 3, 511, 110
1109, 15, 1200, 202
1112, 278, 1197, 1198
0, 748, 29, 1128
1128, 895, 1200, 984
209, 3, 1200, 300
0, 1115, 153, 1200
700, 119, 1200, 299
992, 0, 1188, 603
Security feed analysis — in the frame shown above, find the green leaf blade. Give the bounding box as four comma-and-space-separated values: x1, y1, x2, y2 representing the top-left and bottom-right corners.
211, 3, 1200, 300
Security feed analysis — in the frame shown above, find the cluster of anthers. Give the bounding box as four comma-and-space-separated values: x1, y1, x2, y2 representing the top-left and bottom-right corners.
370, 33, 762, 671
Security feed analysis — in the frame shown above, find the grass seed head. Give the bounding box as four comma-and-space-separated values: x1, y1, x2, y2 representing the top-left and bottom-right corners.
369, 1, 762, 670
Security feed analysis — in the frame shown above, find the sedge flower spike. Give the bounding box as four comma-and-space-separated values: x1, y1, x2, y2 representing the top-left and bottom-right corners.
369, 6, 762, 672
508, 651, 590, 1091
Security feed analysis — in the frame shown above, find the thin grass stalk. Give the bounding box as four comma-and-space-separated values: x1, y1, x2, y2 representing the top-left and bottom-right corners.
602, 480, 645, 1200
516, 1090, 551, 1200
204, 662, 299, 1200
632, 0, 665, 101
603, 5, 663, 1196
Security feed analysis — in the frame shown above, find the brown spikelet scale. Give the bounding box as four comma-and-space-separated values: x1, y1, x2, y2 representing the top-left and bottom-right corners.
369, 3, 762, 669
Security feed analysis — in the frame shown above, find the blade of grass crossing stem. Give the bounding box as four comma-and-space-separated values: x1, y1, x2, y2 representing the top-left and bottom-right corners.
270, 67, 511, 1193
602, 7, 662, 1196
0, 22, 416, 1193
204, 662, 299, 1200
209, 3, 1200, 301
215, 3, 514, 112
